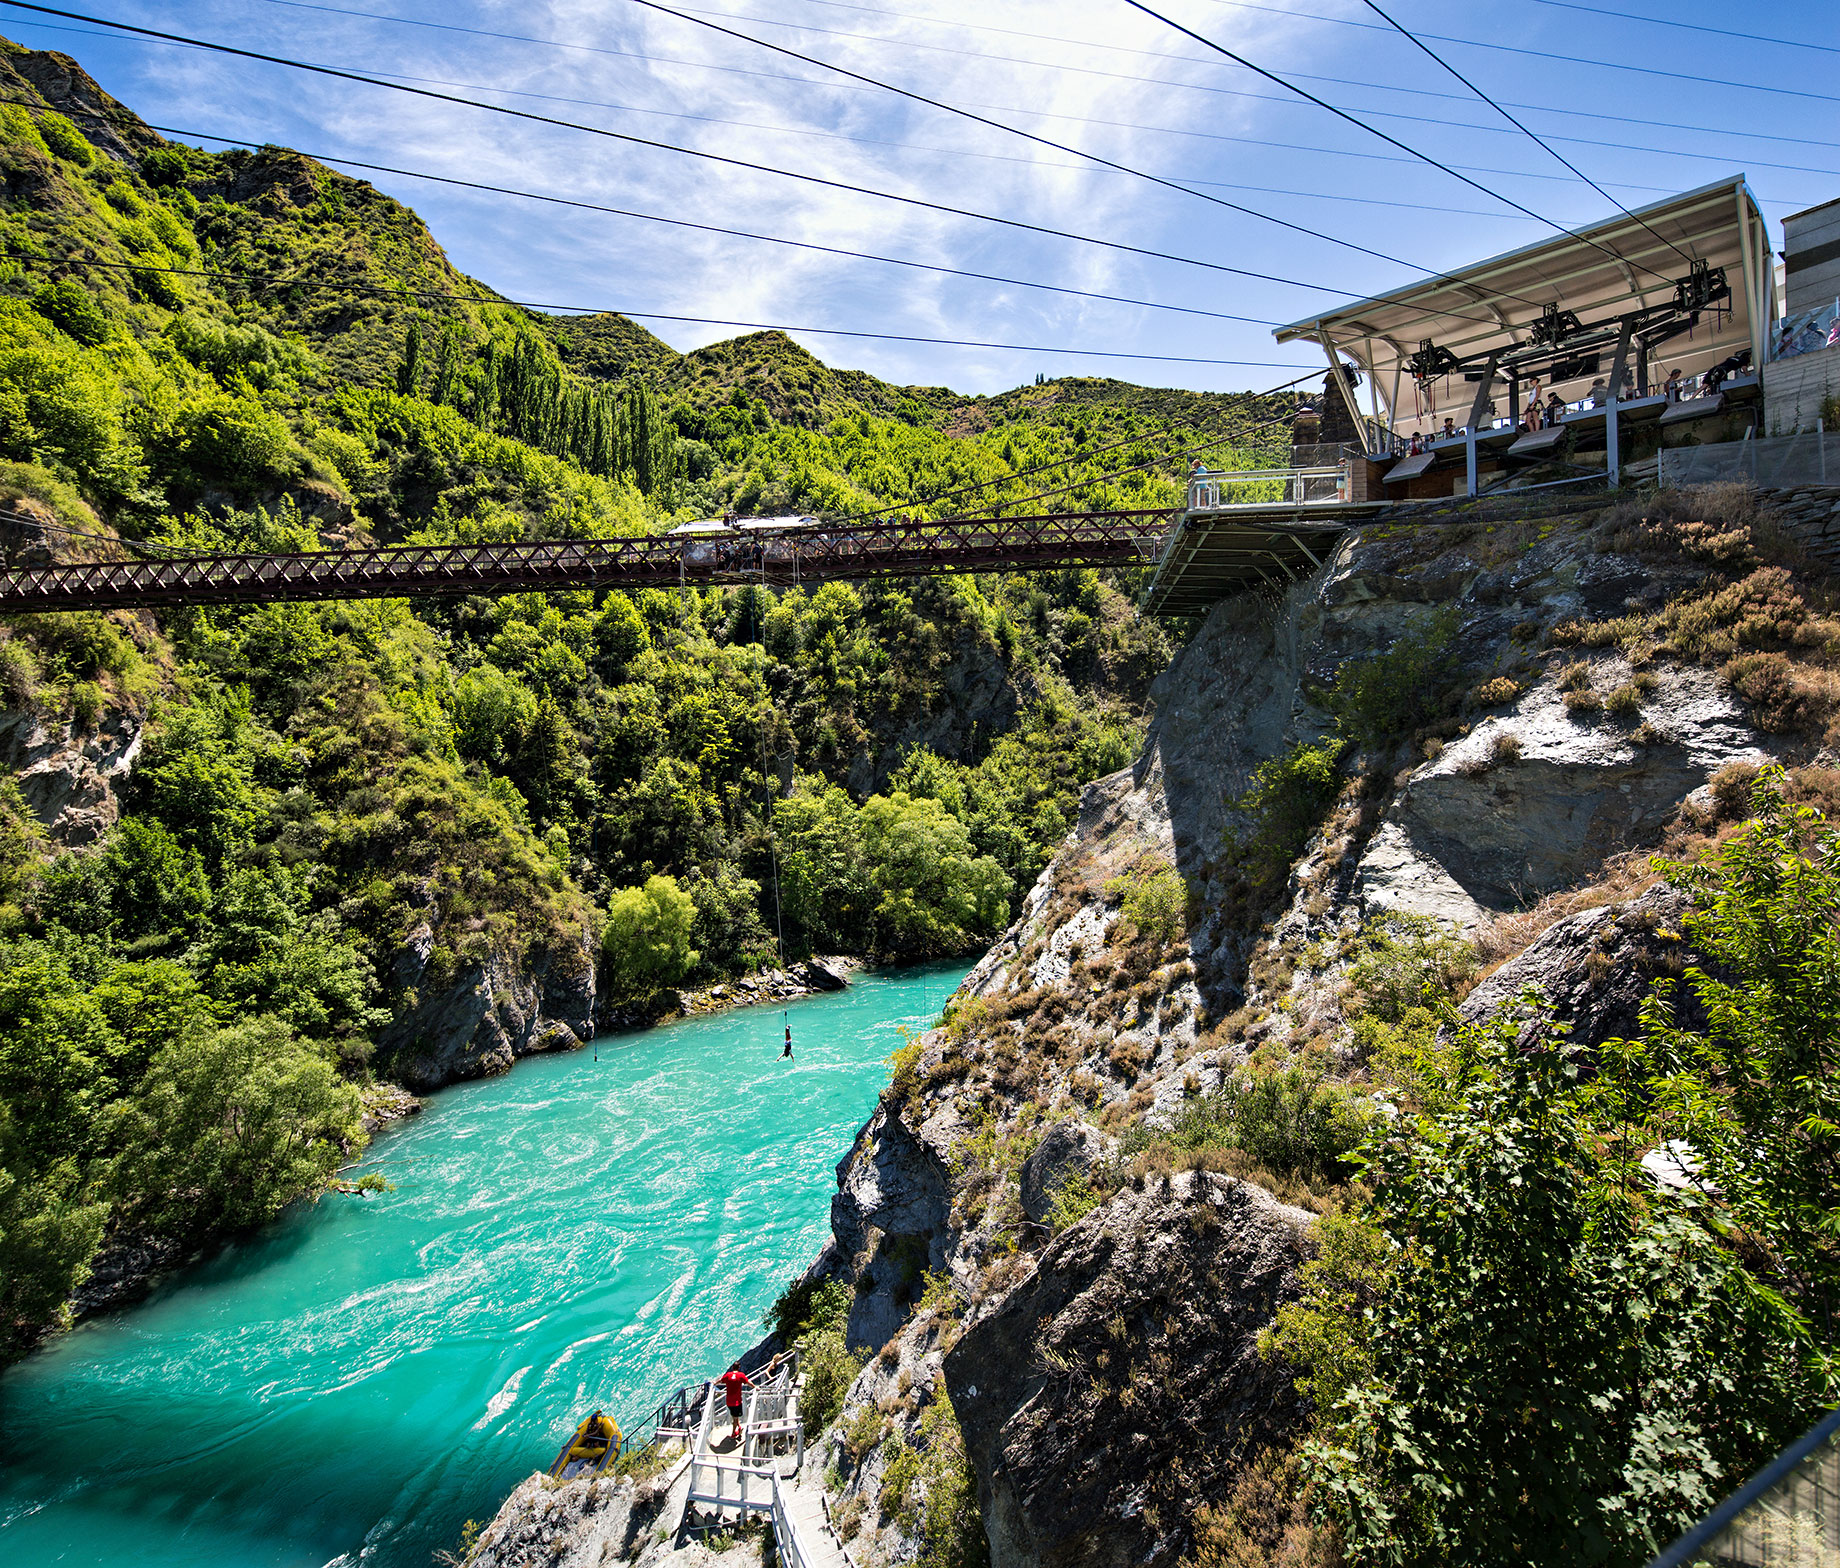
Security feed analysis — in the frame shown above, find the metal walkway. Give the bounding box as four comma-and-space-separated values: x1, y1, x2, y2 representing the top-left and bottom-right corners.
667, 1357, 856, 1568
0, 509, 1171, 613
1138, 499, 1380, 617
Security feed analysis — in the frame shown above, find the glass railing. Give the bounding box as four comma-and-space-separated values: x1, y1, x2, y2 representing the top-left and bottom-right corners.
1650, 1408, 1840, 1568
1771, 302, 1840, 362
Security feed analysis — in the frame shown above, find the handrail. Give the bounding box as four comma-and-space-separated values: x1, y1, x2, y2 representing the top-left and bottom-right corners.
772, 1472, 817, 1568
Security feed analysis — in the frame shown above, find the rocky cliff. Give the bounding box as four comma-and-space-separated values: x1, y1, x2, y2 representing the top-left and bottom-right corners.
472, 489, 1817, 1568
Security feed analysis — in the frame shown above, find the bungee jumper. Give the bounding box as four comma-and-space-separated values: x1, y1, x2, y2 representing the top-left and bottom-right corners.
781, 1015, 793, 1059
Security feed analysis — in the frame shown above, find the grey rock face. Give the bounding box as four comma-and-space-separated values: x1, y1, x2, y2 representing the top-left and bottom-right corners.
0, 706, 142, 844
380, 925, 596, 1093
1018, 1120, 1106, 1226
946, 1171, 1311, 1568
1357, 662, 1766, 924
830, 1103, 951, 1352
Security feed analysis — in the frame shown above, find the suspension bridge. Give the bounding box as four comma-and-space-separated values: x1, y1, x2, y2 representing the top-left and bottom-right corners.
0, 472, 1374, 617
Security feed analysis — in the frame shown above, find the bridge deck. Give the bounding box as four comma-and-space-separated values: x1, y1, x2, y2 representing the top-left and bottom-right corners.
1137, 500, 1384, 617
0, 500, 1379, 618
0, 510, 1171, 614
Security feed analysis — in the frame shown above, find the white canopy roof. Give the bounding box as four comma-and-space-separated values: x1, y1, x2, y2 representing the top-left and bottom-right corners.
1274, 177, 1776, 445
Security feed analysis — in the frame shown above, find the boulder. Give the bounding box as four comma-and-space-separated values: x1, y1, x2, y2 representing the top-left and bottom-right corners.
1018, 1120, 1106, 1226
1458, 881, 1711, 1050
803, 957, 849, 992
946, 1171, 1310, 1568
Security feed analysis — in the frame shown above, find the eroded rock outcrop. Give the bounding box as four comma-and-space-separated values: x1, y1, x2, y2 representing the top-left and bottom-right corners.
831, 1103, 953, 1351
1458, 880, 1714, 1050
948, 1171, 1310, 1568
0, 705, 142, 843
380, 916, 597, 1092
1357, 664, 1766, 925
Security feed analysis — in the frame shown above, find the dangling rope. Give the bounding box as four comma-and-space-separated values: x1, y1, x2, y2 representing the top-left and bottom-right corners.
752, 568, 792, 1059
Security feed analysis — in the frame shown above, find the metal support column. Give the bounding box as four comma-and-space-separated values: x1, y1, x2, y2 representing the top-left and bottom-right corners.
1316, 325, 1368, 451
1607, 393, 1620, 486
1464, 352, 1498, 498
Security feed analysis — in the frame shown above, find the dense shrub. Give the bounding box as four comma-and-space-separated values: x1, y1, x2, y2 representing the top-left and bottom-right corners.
1324, 608, 1460, 746
600, 875, 698, 1001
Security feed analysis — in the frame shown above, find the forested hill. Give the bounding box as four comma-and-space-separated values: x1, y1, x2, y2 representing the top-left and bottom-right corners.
0, 37, 1294, 1361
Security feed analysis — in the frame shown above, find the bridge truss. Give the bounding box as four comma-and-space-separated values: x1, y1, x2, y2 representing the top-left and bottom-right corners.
0, 509, 1174, 614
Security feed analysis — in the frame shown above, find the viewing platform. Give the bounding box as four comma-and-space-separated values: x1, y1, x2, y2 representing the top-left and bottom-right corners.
1137, 467, 1382, 617
1275, 176, 1777, 502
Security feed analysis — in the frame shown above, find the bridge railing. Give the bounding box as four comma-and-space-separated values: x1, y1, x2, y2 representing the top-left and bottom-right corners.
1186, 465, 1348, 510
0, 511, 1177, 613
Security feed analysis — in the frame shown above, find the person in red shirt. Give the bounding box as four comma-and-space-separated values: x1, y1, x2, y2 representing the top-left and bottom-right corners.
718, 1363, 752, 1443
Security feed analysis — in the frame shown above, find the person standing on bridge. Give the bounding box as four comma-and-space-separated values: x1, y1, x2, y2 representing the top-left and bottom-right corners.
719, 1363, 753, 1443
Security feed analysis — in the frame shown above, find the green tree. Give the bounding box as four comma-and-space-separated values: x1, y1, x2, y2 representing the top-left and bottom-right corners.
107, 1016, 366, 1236
776, 782, 874, 952
601, 875, 699, 1001
101, 817, 211, 945
0, 1124, 107, 1360
859, 791, 1011, 958
1636, 766, 1840, 1335
133, 705, 258, 869
1298, 1018, 1820, 1568
451, 664, 537, 766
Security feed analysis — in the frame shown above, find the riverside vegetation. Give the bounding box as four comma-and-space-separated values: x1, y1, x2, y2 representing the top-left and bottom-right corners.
0, 40, 1295, 1362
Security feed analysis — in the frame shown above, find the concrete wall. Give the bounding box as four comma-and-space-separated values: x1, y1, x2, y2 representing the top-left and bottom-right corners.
1785, 197, 1840, 317
1763, 342, 1840, 433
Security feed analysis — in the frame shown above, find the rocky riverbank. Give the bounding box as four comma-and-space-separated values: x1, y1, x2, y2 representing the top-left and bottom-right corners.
599, 956, 861, 1032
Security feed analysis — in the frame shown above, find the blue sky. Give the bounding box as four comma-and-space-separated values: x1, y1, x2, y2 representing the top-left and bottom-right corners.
6, 0, 1837, 396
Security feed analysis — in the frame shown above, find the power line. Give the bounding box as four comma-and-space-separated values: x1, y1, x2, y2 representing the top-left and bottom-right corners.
946, 408, 1304, 522
33, 12, 1840, 190
6, 14, 1717, 206
0, 2, 1364, 300
6, 249, 1318, 367
257, 0, 1840, 158
641, 0, 1840, 177
145, 1, 1840, 200
1199, 0, 1840, 107
1357, 0, 1696, 269
0, 6, 1554, 338
849, 379, 1313, 521
0, 94, 1287, 330
1123, 0, 1679, 290
621, 0, 1503, 283
1527, 0, 1840, 55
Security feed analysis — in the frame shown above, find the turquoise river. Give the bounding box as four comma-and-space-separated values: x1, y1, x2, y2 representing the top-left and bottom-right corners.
0, 961, 971, 1568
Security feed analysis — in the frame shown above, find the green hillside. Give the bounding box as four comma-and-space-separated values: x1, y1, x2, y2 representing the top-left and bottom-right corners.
0, 37, 1291, 1358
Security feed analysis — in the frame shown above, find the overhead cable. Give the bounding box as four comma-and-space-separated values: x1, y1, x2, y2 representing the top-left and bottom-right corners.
621, 0, 1492, 281
1357, 0, 1696, 268
0, 94, 1281, 329
0, 1, 1356, 297
848, 380, 1315, 521
1527, 0, 1840, 55
1199, 0, 1840, 106
4, 250, 1312, 367
251, 0, 1840, 157
1123, 0, 1679, 289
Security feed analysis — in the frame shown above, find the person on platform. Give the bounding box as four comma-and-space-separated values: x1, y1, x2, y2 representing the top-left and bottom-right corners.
1440, 416, 1457, 440
1664, 367, 1683, 401
1546, 391, 1565, 424
1407, 430, 1425, 457
719, 1364, 753, 1443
